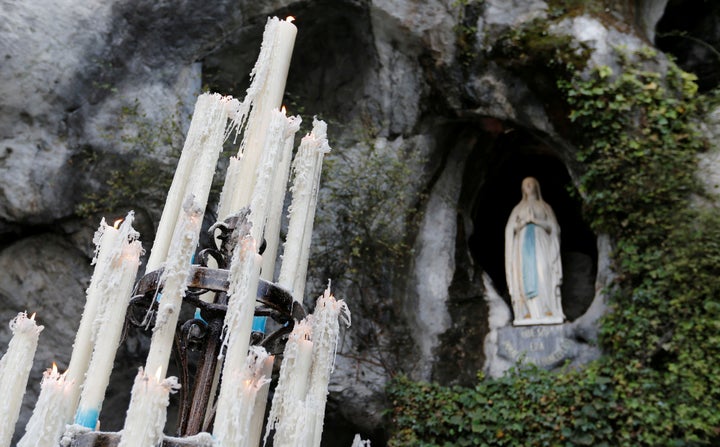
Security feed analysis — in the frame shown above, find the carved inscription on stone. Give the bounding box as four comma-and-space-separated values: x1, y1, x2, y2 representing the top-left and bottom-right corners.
496, 325, 579, 369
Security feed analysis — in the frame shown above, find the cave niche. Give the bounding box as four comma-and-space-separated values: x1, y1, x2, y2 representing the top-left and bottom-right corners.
655, 0, 720, 92
466, 126, 597, 322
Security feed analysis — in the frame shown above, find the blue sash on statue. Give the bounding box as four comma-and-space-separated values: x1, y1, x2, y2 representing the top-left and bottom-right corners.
522, 223, 538, 298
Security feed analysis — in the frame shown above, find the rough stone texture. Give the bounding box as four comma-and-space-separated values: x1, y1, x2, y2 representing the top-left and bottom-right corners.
408, 138, 470, 379
0, 235, 90, 443
1, 0, 712, 444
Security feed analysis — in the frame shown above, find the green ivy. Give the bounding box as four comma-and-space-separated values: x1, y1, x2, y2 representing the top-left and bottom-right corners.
388, 24, 720, 447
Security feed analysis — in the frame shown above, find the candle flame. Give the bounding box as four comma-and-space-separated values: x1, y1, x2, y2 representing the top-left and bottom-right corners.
281, 106, 287, 114
29, 312, 36, 321
286, 16, 295, 23
51, 362, 58, 375
113, 219, 123, 229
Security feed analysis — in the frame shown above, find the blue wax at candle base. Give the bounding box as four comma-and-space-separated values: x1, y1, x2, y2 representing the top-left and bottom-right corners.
252, 316, 267, 333
194, 308, 207, 324
75, 407, 100, 430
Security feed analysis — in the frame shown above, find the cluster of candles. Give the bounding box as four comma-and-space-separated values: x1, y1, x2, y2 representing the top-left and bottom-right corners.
0, 16, 370, 447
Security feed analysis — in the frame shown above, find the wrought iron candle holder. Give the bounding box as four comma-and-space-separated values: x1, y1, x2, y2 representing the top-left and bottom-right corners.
125, 209, 305, 437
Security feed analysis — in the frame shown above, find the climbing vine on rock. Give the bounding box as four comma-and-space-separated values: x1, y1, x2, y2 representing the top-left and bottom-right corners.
388, 24, 720, 447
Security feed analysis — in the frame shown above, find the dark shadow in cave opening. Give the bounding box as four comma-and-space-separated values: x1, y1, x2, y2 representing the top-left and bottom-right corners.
655, 0, 720, 92
467, 128, 597, 321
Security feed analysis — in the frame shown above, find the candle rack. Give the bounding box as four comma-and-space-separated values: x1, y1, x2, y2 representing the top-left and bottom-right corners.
125, 209, 306, 437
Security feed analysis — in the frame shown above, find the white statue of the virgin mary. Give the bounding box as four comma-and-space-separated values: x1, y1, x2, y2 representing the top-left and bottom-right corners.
504, 177, 565, 325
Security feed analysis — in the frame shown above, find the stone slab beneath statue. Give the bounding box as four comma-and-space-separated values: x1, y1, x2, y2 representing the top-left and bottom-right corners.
512, 315, 564, 326
62, 431, 214, 447
495, 324, 582, 369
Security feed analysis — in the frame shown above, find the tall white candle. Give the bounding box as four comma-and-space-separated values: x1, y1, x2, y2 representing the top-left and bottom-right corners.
303, 284, 350, 447
146, 93, 229, 272
278, 118, 331, 301
247, 354, 275, 447
120, 199, 200, 443
248, 108, 290, 245
17, 364, 73, 447
264, 320, 313, 447
305, 286, 351, 447
118, 367, 179, 447
214, 236, 262, 413
218, 17, 297, 220
20, 215, 138, 445
0, 312, 43, 447
213, 347, 270, 447
75, 215, 142, 429
65, 218, 121, 412
261, 113, 302, 281
145, 198, 203, 379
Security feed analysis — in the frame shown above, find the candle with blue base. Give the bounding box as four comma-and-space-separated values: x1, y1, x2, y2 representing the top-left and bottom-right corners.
74, 214, 142, 430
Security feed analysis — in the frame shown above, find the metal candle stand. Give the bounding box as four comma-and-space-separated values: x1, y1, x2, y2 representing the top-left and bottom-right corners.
125, 209, 306, 437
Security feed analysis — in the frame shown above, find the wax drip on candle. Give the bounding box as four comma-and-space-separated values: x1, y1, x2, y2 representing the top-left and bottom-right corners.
0, 312, 44, 447
220, 235, 261, 355
248, 107, 288, 244
224, 17, 280, 143
91, 212, 142, 339
143, 196, 203, 379
278, 118, 331, 301
211, 230, 262, 437
120, 199, 199, 444
264, 320, 313, 447
74, 212, 142, 431
304, 284, 350, 447
217, 16, 297, 222
260, 111, 302, 282
17, 364, 74, 447
117, 367, 180, 447
213, 347, 271, 447
146, 93, 229, 272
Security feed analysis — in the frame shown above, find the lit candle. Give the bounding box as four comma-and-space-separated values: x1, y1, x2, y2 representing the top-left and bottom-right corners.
17, 364, 73, 447
260, 112, 302, 281
65, 217, 122, 412
264, 320, 313, 447
247, 353, 275, 447
218, 16, 298, 221
118, 367, 179, 447
75, 216, 142, 429
119, 199, 200, 447
0, 312, 43, 447
213, 236, 262, 429
305, 285, 351, 447
213, 347, 271, 447
278, 118, 331, 301
146, 93, 229, 272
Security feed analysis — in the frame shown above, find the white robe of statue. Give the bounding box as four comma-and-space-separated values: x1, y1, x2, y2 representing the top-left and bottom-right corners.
504, 177, 565, 325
